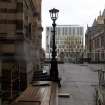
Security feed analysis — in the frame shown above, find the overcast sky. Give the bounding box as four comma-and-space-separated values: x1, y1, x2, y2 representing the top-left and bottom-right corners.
42, 0, 105, 49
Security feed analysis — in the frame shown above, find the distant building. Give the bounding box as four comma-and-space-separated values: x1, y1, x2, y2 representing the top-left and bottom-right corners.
0, 0, 42, 104
46, 25, 84, 62
85, 9, 105, 63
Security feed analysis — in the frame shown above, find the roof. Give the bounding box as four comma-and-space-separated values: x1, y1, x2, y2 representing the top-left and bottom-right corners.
102, 9, 105, 16
92, 19, 97, 26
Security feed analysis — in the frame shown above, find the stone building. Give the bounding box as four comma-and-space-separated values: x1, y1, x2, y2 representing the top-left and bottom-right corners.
85, 9, 105, 62
46, 25, 84, 63
0, 0, 42, 104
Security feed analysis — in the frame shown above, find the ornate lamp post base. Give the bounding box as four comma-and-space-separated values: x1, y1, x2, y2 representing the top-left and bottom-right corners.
50, 59, 58, 81
50, 59, 61, 87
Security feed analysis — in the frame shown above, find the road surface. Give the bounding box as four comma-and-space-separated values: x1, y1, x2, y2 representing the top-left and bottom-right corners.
58, 64, 99, 105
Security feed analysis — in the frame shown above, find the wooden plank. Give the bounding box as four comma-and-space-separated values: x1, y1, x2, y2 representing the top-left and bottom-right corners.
34, 86, 46, 102
11, 81, 56, 105
11, 101, 40, 105
16, 85, 51, 103
16, 86, 39, 102
50, 82, 58, 105
41, 87, 51, 105
32, 81, 51, 86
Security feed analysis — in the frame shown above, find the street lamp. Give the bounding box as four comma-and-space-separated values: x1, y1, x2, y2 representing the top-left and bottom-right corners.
49, 8, 61, 87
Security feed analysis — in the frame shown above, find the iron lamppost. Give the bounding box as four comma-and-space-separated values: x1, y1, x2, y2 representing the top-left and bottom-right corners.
49, 8, 61, 87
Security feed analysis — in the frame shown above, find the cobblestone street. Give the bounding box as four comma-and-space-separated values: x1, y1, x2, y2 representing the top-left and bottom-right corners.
57, 64, 100, 105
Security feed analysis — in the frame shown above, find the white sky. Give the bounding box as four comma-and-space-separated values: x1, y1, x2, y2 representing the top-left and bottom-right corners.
42, 0, 105, 49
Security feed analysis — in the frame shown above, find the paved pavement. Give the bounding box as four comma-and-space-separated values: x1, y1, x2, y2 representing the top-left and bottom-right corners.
87, 64, 105, 71
57, 64, 99, 105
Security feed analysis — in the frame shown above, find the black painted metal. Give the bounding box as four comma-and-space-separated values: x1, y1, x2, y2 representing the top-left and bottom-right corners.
49, 8, 61, 87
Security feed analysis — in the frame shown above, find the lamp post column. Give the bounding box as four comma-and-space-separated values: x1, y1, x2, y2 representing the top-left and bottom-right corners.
50, 20, 59, 81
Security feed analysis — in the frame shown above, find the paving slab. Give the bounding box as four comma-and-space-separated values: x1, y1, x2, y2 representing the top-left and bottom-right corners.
57, 64, 99, 105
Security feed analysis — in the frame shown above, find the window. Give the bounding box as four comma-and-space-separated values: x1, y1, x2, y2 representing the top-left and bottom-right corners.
62, 27, 65, 35
77, 27, 79, 35
16, 20, 23, 31
80, 27, 83, 35
16, 2, 23, 13
65, 27, 67, 35
25, 23, 32, 39
73, 28, 75, 35
58, 28, 60, 35
101, 35, 104, 47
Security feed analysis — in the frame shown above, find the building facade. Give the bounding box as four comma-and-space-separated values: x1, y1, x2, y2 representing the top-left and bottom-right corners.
85, 9, 105, 63
0, 0, 42, 104
46, 25, 84, 62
